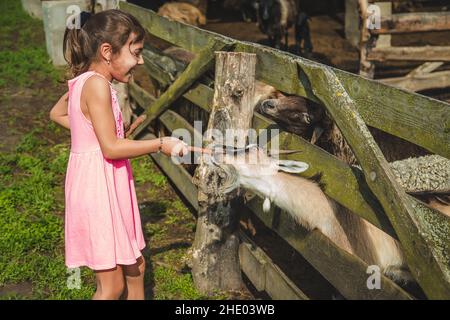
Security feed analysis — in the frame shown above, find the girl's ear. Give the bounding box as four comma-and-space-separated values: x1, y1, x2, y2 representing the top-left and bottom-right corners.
277, 160, 309, 173
99, 42, 113, 63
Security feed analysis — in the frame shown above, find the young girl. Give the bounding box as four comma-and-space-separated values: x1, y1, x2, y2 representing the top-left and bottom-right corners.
49, 9, 202, 300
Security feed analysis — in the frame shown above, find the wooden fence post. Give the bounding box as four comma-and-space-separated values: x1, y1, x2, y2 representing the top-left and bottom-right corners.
192, 52, 257, 294
358, 0, 375, 78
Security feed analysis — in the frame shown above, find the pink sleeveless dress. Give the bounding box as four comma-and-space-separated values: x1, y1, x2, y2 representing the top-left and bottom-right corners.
64, 71, 146, 270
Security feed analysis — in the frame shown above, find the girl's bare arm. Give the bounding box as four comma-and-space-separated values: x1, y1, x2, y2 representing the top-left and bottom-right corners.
49, 92, 70, 129
85, 76, 187, 160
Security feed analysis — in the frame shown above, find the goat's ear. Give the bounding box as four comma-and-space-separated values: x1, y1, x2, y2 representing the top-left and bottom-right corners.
278, 160, 309, 173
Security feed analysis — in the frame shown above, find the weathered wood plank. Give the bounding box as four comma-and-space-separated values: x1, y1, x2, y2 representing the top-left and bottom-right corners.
129, 86, 415, 300
191, 52, 257, 294
299, 62, 450, 299
129, 81, 450, 242
139, 133, 198, 211
368, 46, 450, 62
239, 231, 309, 300
371, 11, 450, 34
380, 70, 450, 92
140, 131, 412, 299
120, 2, 449, 158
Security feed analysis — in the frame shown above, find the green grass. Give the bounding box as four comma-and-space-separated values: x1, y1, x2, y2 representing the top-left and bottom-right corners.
0, 0, 233, 300
153, 267, 205, 300
0, 127, 203, 299
0, 0, 64, 88
0, 132, 96, 299
131, 155, 168, 188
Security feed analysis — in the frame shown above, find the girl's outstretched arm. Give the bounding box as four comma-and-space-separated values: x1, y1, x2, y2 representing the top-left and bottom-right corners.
49, 92, 70, 129
49, 91, 151, 137
85, 75, 188, 160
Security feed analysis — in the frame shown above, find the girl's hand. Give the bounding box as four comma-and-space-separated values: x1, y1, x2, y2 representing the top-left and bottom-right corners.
158, 137, 213, 157
159, 137, 189, 157
125, 114, 147, 138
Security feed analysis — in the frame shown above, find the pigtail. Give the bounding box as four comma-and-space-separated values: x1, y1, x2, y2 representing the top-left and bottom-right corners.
63, 11, 92, 77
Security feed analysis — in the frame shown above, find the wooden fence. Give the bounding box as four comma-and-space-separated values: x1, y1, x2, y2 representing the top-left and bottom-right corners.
359, 0, 450, 91
119, 2, 450, 300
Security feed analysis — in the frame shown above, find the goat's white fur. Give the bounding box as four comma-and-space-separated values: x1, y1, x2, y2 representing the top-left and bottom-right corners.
223, 150, 411, 283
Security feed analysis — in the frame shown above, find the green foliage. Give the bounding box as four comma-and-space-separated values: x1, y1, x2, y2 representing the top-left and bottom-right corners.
131, 156, 168, 188
154, 266, 206, 300
0, 135, 95, 299
0, 0, 64, 89
0, 0, 231, 301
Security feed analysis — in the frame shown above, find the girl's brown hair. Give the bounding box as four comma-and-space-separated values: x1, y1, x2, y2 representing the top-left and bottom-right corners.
63, 9, 145, 77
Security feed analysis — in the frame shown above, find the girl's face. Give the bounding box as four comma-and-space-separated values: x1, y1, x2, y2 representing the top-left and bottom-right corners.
110, 33, 144, 83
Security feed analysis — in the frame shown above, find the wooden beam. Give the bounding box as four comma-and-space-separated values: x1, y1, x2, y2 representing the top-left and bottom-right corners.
380, 70, 450, 92
139, 133, 413, 300
129, 81, 450, 243
239, 231, 309, 300
191, 52, 257, 294
358, 0, 375, 78
120, 2, 450, 158
371, 12, 450, 34
139, 132, 199, 211
299, 63, 450, 299
129, 87, 416, 300
368, 46, 450, 62
129, 81, 394, 237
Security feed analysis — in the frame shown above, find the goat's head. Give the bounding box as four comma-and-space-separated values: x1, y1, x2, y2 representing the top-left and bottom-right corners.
209, 144, 309, 194
258, 0, 276, 21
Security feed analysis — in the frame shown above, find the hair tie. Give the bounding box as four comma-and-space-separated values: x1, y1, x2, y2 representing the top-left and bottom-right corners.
80, 11, 92, 29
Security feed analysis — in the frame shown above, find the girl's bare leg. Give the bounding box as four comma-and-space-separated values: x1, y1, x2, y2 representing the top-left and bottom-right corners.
121, 256, 145, 300
92, 265, 125, 300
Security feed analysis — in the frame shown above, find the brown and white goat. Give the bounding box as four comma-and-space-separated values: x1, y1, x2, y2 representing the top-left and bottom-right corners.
256, 95, 449, 218
212, 145, 411, 283
157, 2, 206, 27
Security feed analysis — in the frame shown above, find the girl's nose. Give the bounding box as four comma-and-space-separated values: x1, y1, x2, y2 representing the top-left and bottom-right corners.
138, 54, 144, 65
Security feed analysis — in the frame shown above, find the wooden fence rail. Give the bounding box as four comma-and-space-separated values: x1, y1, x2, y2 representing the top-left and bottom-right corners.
120, 2, 450, 299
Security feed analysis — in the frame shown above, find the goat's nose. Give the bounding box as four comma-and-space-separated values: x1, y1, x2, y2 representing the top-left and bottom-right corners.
262, 100, 276, 111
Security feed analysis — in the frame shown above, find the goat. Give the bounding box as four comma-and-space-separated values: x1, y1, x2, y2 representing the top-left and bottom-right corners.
157, 2, 206, 27
256, 0, 312, 54
256, 95, 449, 218
258, 95, 324, 139
223, 0, 259, 22
210, 145, 412, 284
